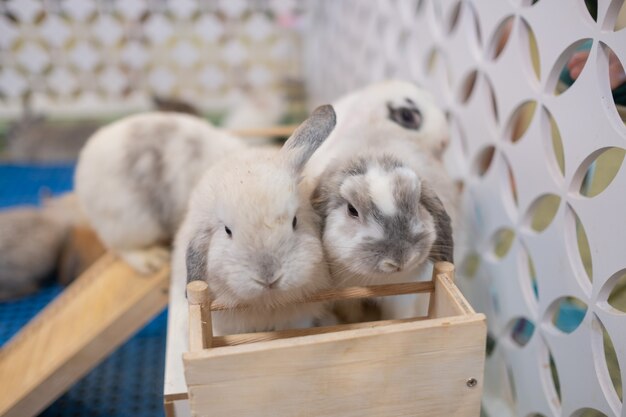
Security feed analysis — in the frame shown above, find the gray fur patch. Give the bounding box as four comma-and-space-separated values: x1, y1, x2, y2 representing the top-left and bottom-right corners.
283, 105, 336, 173
419, 183, 454, 262
124, 119, 180, 236
256, 253, 279, 282
186, 231, 211, 283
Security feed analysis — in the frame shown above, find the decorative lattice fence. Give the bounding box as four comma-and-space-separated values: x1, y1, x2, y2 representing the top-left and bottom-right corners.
305, 1, 626, 416
0, 0, 303, 117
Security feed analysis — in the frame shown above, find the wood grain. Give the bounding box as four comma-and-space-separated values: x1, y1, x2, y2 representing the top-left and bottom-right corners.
0, 253, 170, 417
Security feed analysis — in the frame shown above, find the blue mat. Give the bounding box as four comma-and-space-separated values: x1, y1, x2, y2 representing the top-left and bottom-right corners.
0, 164, 166, 417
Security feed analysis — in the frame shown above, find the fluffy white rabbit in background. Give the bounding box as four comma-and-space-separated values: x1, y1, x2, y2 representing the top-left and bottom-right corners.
75, 112, 246, 274
173, 105, 337, 336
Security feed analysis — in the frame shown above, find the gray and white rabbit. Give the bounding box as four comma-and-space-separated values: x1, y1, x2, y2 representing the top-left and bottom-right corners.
311, 153, 455, 322
75, 112, 246, 273
172, 105, 337, 336
0, 193, 84, 300
304, 81, 458, 322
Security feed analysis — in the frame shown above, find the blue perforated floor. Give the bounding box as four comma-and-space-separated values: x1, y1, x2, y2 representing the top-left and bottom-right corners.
0, 164, 166, 417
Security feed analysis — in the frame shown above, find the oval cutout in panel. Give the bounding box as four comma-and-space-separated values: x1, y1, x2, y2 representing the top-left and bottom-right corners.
607, 271, 626, 313
579, 147, 625, 197
521, 18, 541, 81
489, 16, 515, 60
459, 69, 478, 103
445, 1, 462, 34
520, 243, 539, 299
486, 332, 496, 357
571, 409, 607, 417
612, 0, 626, 31
510, 317, 535, 347
507, 159, 519, 208
600, 319, 623, 402
583, 0, 598, 22
492, 228, 515, 259
461, 252, 481, 278
550, 297, 587, 334
507, 100, 537, 143
549, 352, 562, 403
548, 39, 593, 96
543, 107, 566, 177
566, 206, 593, 282
472, 145, 496, 177
526, 194, 561, 232
599, 43, 626, 125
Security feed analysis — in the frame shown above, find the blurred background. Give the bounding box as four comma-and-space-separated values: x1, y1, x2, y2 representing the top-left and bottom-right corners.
0, 0, 306, 162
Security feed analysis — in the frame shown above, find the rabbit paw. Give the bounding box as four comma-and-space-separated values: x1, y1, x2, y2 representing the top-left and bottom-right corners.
119, 246, 170, 274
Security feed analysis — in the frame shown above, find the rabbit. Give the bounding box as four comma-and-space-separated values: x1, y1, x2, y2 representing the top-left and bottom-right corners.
304, 80, 450, 183
311, 153, 455, 323
0, 193, 85, 300
172, 105, 337, 336
75, 112, 247, 274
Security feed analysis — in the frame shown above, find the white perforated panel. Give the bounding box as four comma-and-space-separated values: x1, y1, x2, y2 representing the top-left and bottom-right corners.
305, 1, 626, 416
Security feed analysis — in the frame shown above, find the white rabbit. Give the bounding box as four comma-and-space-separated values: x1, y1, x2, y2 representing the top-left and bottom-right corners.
173, 105, 337, 336
75, 112, 246, 274
304, 79, 450, 183
311, 153, 455, 322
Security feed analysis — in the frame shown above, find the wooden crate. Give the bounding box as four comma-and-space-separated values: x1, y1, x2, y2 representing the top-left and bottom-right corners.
174, 262, 486, 417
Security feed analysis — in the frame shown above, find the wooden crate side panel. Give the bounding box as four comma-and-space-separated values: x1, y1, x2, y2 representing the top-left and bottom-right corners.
185, 318, 486, 417
430, 273, 476, 319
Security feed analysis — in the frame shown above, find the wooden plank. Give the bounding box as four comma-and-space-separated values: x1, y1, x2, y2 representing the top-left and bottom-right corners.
184, 314, 486, 417
430, 273, 476, 319
187, 281, 212, 351
0, 253, 170, 417
212, 316, 429, 347
210, 281, 434, 311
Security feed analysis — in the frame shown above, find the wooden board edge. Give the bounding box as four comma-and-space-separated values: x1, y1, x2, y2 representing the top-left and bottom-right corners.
183, 313, 484, 364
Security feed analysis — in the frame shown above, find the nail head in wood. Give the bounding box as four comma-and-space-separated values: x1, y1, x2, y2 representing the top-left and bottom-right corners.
466, 378, 478, 388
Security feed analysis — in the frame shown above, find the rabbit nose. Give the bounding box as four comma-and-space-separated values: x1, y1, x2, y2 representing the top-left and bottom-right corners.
380, 259, 402, 272
252, 274, 282, 289
267, 273, 283, 289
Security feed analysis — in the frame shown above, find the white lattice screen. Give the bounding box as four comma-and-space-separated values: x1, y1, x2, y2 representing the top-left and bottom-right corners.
305, 1, 626, 417
0, 0, 302, 117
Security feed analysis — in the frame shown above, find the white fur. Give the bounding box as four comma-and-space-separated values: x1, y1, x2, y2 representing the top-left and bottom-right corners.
367, 166, 397, 216
173, 108, 336, 335
75, 112, 246, 273
304, 80, 450, 184
304, 81, 459, 321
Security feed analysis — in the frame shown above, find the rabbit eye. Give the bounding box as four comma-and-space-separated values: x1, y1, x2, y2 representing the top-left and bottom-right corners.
388, 103, 422, 130
292, 216, 297, 229
224, 225, 232, 237
347, 203, 359, 218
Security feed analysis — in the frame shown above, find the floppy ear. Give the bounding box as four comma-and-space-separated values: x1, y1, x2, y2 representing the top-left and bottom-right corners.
185, 229, 212, 283
280, 105, 336, 174
419, 184, 454, 263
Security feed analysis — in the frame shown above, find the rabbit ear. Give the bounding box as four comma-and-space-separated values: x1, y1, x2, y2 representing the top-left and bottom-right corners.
185, 230, 212, 283
280, 105, 336, 174
420, 184, 454, 263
